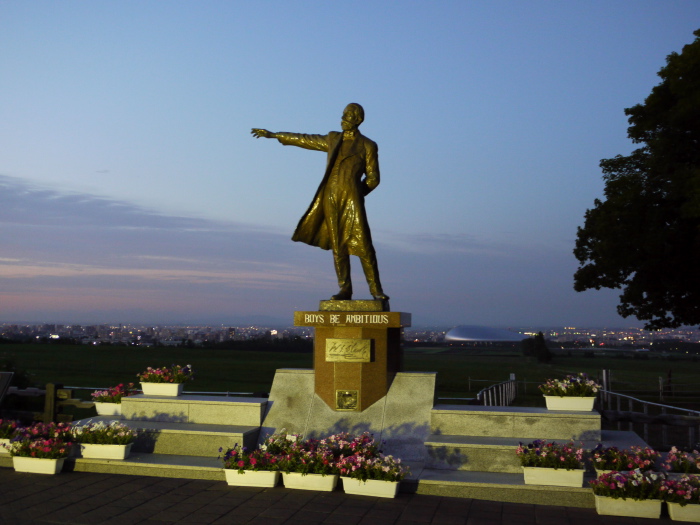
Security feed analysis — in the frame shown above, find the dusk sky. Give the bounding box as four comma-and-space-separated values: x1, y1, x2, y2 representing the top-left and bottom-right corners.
2, 2, 699, 328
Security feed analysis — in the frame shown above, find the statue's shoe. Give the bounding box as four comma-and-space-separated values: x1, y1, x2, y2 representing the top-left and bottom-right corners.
331, 291, 352, 300
373, 293, 390, 301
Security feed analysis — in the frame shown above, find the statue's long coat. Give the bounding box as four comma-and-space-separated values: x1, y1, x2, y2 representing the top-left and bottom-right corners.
275, 130, 380, 258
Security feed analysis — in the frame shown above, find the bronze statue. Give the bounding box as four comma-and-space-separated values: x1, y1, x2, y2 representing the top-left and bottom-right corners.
252, 103, 388, 302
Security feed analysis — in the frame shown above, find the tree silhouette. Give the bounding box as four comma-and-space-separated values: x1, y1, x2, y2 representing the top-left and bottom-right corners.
574, 29, 700, 329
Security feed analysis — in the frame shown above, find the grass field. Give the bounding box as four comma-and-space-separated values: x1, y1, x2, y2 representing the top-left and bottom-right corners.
3, 343, 700, 405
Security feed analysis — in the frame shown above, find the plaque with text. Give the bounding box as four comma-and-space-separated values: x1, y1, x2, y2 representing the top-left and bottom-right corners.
336, 390, 359, 411
325, 338, 371, 362
295, 311, 411, 327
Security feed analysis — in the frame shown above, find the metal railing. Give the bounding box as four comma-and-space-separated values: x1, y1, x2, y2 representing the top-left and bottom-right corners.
476, 374, 518, 406
598, 389, 700, 450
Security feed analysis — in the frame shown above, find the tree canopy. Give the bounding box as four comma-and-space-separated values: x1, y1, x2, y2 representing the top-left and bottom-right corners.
574, 29, 700, 329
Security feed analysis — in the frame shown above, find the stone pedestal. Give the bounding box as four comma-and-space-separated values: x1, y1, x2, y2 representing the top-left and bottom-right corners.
294, 301, 411, 412
259, 369, 435, 461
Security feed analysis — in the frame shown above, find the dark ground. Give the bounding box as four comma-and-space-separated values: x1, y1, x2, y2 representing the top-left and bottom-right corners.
0, 469, 670, 524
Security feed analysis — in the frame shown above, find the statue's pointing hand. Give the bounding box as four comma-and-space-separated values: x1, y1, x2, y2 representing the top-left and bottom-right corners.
251, 128, 272, 139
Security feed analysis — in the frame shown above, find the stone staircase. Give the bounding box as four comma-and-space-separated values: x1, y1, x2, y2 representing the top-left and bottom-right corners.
0, 388, 649, 509
412, 404, 647, 507
65, 393, 268, 481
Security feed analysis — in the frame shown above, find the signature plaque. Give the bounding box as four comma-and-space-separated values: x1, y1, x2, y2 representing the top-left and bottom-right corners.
325, 338, 371, 362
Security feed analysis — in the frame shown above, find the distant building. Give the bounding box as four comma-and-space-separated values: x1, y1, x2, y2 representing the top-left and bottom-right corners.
445, 326, 523, 342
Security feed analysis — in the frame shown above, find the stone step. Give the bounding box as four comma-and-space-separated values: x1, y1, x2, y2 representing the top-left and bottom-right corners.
431, 404, 601, 441
424, 430, 648, 472
413, 468, 595, 508
74, 417, 260, 457
2, 453, 594, 505
67, 454, 419, 495
121, 394, 268, 426
66, 452, 225, 481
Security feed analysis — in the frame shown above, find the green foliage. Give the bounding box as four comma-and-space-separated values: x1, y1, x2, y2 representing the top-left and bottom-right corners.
0, 343, 312, 393
574, 29, 700, 329
533, 332, 552, 363
521, 333, 552, 362
5, 342, 700, 404
0, 354, 33, 388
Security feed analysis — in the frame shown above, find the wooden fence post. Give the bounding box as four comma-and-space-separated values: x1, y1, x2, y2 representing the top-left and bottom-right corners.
42, 383, 61, 423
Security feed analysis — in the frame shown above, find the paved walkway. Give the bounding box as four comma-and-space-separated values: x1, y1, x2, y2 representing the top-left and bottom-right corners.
0, 469, 669, 525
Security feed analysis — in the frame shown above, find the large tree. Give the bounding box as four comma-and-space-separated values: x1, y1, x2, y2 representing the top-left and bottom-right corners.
574, 29, 700, 329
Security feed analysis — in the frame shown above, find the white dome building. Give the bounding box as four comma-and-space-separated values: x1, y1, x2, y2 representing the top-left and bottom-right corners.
444, 325, 524, 342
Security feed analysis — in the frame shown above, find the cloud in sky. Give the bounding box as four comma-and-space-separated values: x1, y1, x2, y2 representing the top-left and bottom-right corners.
0, 174, 326, 323
0, 175, 626, 327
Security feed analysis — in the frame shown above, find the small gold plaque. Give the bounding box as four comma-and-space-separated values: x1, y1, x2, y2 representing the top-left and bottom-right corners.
336, 390, 359, 411
325, 338, 371, 362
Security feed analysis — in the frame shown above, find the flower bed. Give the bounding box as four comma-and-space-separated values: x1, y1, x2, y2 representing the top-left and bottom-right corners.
137, 364, 194, 383
6, 436, 72, 459
662, 475, 700, 506
665, 447, 700, 475
220, 430, 410, 494
590, 470, 665, 501
539, 372, 601, 397
591, 445, 659, 472
91, 383, 138, 403
0, 419, 20, 453
516, 439, 585, 470
14, 422, 73, 443
71, 420, 137, 445
221, 445, 279, 473
0, 419, 20, 440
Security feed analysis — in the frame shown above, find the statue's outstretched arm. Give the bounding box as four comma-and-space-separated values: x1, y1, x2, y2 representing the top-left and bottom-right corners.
251, 128, 277, 139
252, 129, 329, 152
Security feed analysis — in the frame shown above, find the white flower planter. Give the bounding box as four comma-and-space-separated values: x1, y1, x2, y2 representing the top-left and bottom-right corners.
12, 456, 66, 475
282, 472, 338, 491
224, 469, 280, 488
522, 467, 584, 487
341, 477, 399, 498
140, 382, 184, 396
594, 495, 662, 518
543, 395, 596, 411
80, 443, 132, 460
0, 438, 10, 455
668, 502, 700, 522
666, 472, 689, 481
93, 402, 122, 416
594, 468, 617, 477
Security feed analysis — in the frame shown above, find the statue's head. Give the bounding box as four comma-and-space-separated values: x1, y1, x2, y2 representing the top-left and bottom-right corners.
342, 103, 364, 131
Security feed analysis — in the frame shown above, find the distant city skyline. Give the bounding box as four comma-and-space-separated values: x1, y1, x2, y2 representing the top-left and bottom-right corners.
2, 3, 700, 327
